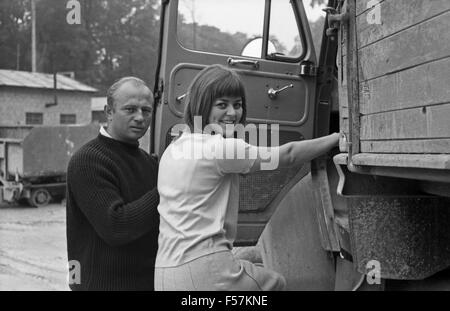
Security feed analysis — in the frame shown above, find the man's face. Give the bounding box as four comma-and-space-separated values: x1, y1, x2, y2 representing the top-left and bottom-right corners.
106, 82, 153, 144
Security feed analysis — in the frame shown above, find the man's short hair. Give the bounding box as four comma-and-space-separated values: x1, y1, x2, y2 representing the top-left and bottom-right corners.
106, 77, 151, 108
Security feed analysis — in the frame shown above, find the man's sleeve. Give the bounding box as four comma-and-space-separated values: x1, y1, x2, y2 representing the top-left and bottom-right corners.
67, 154, 159, 247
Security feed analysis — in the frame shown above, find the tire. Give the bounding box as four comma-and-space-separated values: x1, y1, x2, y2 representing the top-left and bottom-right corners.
28, 188, 52, 207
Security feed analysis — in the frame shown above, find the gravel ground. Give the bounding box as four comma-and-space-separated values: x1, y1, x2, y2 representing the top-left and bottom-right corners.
2, 203, 448, 291
0, 203, 69, 291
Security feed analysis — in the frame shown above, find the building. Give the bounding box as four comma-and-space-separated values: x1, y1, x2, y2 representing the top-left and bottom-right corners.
0, 70, 97, 129
91, 97, 107, 124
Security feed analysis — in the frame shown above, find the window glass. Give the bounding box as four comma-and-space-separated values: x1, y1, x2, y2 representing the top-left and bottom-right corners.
268, 0, 303, 59
177, 0, 265, 56
303, 0, 327, 56
60, 114, 76, 124
26, 113, 43, 125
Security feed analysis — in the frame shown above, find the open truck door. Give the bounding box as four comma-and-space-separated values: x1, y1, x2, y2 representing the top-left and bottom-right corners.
152, 0, 320, 245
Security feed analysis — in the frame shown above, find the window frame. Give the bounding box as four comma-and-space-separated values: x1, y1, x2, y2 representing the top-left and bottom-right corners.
25, 112, 43, 125
174, 0, 307, 63
60, 113, 77, 125
264, 0, 308, 63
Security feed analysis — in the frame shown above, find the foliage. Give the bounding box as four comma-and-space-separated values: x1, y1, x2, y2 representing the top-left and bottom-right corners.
0, 0, 327, 94
0, 0, 159, 94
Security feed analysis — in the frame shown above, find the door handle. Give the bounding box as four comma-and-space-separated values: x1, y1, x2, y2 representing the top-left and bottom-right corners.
176, 93, 186, 102
227, 57, 259, 70
268, 84, 293, 99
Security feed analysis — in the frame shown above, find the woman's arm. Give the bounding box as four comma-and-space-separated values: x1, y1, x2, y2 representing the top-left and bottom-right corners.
253, 133, 340, 171
278, 133, 340, 167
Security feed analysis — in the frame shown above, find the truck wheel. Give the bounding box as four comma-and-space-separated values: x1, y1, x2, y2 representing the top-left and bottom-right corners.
29, 188, 52, 207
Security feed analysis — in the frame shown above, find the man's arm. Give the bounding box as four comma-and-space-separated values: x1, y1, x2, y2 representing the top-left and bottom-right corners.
67, 154, 159, 247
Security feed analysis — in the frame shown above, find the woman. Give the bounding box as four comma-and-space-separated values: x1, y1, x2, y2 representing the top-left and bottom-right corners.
155, 64, 339, 290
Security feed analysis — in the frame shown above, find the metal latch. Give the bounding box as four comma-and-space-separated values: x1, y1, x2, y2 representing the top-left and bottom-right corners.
322, 6, 349, 41
299, 62, 317, 77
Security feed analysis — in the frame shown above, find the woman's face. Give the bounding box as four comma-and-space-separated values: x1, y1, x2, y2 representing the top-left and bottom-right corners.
208, 96, 243, 137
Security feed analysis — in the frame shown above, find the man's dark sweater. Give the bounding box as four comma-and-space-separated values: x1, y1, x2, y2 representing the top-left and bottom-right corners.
66, 134, 159, 291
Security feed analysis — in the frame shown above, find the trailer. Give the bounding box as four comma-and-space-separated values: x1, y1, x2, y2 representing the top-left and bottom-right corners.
0, 124, 99, 207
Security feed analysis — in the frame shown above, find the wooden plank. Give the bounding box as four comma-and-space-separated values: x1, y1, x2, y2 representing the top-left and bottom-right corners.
429, 104, 450, 137
340, 117, 349, 152
358, 11, 450, 81
338, 1, 348, 106
361, 103, 450, 140
338, 49, 348, 108
340, 106, 349, 119
360, 57, 450, 115
347, 0, 360, 156
340, 117, 349, 135
338, 48, 348, 115
356, 0, 385, 17
311, 160, 340, 252
357, 0, 450, 48
338, 2, 349, 139
361, 139, 450, 154
352, 153, 450, 169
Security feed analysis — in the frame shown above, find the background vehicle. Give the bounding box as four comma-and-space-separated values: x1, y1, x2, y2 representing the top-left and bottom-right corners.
151, 0, 450, 290
0, 124, 99, 207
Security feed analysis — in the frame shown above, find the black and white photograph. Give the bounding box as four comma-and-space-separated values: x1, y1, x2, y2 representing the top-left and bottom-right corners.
0, 0, 449, 296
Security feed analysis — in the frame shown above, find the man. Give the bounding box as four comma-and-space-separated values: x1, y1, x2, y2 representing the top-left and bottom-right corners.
66, 77, 159, 290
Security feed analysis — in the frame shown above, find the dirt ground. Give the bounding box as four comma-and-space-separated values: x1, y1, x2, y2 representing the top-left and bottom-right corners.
2, 203, 448, 291
0, 202, 68, 291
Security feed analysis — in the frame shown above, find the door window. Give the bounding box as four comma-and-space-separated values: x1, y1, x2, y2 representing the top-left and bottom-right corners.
177, 0, 265, 56
303, 0, 327, 56
267, 0, 304, 60
177, 0, 305, 62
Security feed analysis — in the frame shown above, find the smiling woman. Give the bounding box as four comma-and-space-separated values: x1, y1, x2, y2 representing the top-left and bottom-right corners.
154, 64, 339, 291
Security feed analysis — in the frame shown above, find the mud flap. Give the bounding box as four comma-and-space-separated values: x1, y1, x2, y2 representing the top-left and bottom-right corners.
349, 196, 450, 280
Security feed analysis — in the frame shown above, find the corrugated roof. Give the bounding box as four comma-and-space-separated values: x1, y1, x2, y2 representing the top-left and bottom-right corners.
0, 69, 97, 92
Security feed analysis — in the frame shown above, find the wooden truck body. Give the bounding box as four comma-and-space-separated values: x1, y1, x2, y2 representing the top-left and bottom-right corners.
329, 0, 450, 286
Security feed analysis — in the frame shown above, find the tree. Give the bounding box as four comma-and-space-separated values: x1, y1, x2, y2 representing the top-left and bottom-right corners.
0, 0, 31, 70
310, 0, 327, 6
0, 0, 160, 94
0, 0, 328, 94
177, 15, 250, 56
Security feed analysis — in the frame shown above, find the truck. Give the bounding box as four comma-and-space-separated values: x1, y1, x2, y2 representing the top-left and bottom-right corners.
0, 124, 99, 207
150, 0, 450, 290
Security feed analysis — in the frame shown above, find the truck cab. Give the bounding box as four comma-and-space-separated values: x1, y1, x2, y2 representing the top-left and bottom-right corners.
152, 0, 450, 290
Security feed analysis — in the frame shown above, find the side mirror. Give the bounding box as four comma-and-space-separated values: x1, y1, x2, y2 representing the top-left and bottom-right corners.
240, 37, 277, 58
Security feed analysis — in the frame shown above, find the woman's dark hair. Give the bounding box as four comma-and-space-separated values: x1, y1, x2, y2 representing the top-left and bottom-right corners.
184, 64, 247, 132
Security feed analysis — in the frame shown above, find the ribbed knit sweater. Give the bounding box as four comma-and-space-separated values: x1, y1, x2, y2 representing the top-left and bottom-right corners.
66, 134, 159, 291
